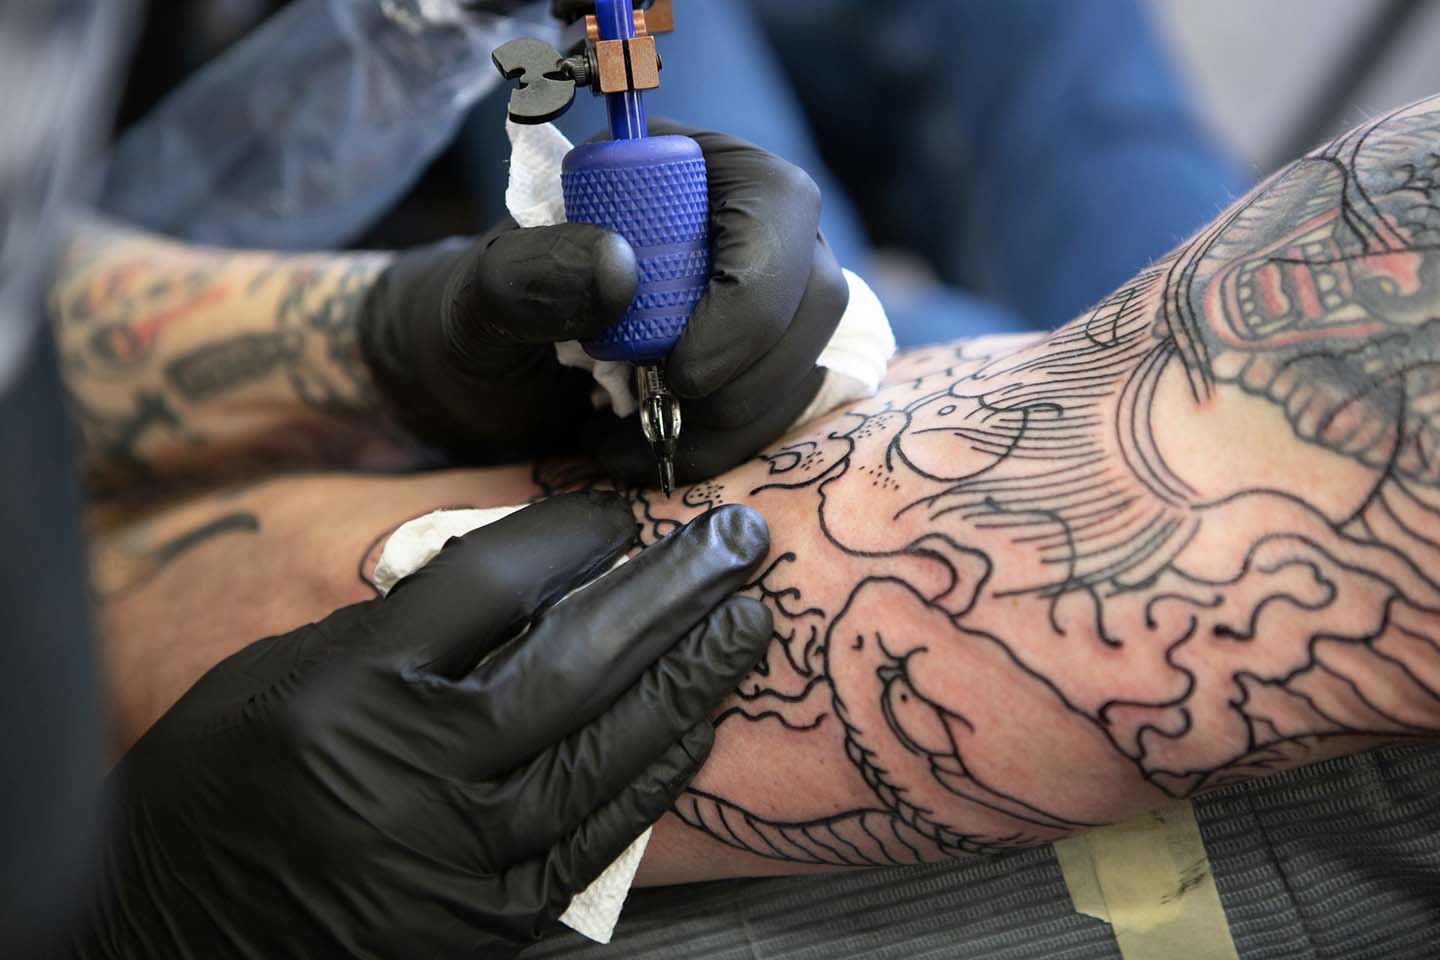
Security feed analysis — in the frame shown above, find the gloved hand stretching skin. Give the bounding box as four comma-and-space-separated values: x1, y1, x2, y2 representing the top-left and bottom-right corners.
359, 123, 850, 478
64, 493, 772, 959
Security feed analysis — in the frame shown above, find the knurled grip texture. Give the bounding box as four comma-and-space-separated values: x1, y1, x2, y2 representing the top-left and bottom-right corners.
562, 135, 710, 363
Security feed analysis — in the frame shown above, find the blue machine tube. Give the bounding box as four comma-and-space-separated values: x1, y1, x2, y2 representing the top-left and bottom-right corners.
594, 0, 647, 140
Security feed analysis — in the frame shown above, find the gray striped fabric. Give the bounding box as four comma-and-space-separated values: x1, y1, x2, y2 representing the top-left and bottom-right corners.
522, 745, 1440, 959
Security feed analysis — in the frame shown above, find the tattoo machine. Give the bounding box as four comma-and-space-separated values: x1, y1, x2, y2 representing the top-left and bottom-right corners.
492, 0, 705, 496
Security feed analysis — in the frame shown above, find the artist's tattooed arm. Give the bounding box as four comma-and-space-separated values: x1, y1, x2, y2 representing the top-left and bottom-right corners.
50, 221, 411, 498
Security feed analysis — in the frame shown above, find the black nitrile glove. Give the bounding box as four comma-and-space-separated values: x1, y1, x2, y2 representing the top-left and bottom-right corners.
358, 124, 849, 480
359, 217, 640, 460
64, 494, 772, 960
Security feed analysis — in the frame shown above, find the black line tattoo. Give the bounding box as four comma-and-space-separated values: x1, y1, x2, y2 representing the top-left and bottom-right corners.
165, 333, 289, 403
94, 510, 260, 601
626, 102, 1440, 866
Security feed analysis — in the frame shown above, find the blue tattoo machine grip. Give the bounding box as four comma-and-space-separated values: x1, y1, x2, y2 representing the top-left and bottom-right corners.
562, 136, 710, 363
492, 0, 704, 491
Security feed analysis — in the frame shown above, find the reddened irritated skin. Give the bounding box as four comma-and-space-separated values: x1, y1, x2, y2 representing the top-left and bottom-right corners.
88, 97, 1440, 888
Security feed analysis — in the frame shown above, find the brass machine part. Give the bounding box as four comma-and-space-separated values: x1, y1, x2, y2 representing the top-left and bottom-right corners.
591, 33, 661, 94
624, 35, 660, 89
594, 39, 630, 92
585, 0, 674, 42
584, 1, 672, 94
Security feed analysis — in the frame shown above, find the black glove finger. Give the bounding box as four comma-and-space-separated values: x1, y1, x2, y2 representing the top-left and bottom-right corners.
456, 221, 638, 348
378, 491, 635, 677
651, 124, 824, 399
534, 722, 713, 926
466, 504, 769, 773
359, 218, 639, 460
501, 596, 770, 854
685, 236, 848, 430
589, 365, 827, 485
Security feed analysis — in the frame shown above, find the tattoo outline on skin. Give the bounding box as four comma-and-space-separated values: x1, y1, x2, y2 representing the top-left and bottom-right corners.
631, 104, 1440, 866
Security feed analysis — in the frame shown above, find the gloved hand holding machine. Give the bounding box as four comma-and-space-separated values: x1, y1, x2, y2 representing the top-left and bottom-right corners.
494, 0, 703, 494
363, 0, 859, 489
26, 1, 888, 956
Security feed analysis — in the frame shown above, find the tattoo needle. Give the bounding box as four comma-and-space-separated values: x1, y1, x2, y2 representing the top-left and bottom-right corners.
636, 363, 679, 496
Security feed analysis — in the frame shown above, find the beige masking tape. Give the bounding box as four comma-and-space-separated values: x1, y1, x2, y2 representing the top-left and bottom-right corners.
1054, 800, 1239, 960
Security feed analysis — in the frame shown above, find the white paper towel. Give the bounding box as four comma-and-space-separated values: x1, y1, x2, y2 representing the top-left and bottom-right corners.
505, 120, 896, 419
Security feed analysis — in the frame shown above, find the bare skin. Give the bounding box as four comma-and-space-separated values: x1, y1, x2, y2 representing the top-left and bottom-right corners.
77, 98, 1440, 886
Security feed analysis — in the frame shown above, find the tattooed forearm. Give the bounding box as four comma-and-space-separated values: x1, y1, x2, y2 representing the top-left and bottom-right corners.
78, 97, 1440, 883
624, 99, 1440, 869
51, 222, 408, 497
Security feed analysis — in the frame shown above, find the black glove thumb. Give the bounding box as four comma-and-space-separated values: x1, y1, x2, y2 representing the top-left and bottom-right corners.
358, 220, 638, 459
448, 220, 638, 350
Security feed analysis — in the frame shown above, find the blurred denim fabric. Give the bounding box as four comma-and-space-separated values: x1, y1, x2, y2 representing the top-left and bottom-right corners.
755, 0, 1251, 340
464, 0, 1247, 345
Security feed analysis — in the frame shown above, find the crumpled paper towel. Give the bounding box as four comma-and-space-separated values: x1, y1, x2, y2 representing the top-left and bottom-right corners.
505, 119, 896, 419
363, 125, 899, 945
372, 505, 647, 944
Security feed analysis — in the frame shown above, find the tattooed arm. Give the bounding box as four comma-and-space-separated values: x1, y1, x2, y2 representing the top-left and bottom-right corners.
632, 95, 1440, 880
50, 221, 408, 496
90, 96, 1440, 883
